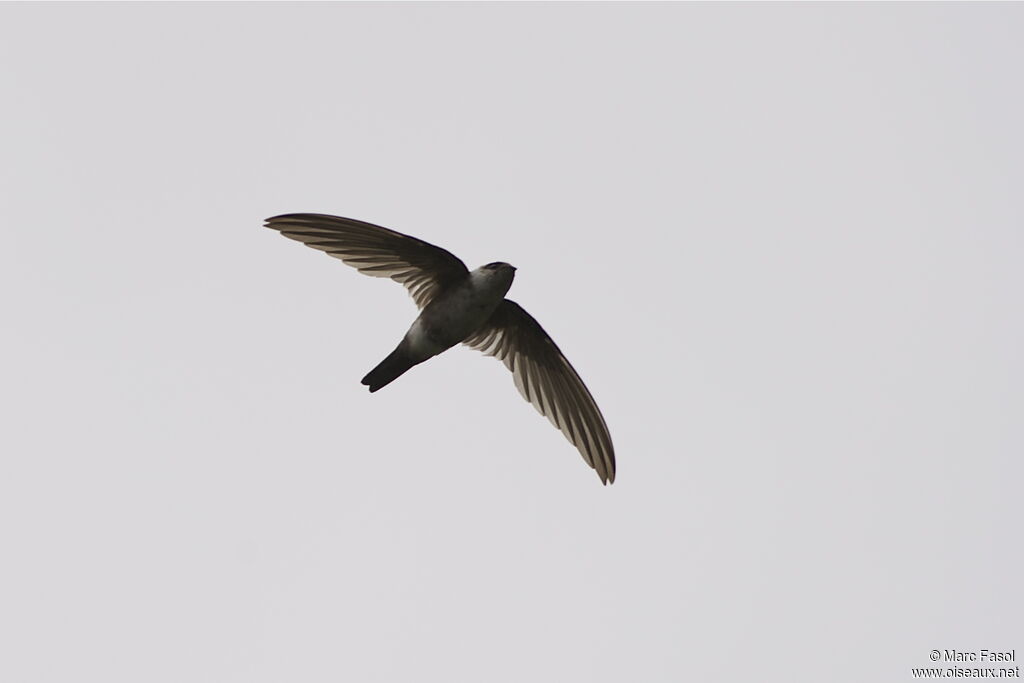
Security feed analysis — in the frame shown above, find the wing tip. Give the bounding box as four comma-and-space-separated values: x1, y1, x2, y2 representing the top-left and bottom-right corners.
264, 213, 311, 228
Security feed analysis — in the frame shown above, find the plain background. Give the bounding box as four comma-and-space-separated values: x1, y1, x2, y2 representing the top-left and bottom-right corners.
1, 3, 1021, 682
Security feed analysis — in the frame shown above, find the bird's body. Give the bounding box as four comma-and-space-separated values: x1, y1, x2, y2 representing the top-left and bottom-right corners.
363, 263, 516, 391
265, 213, 616, 484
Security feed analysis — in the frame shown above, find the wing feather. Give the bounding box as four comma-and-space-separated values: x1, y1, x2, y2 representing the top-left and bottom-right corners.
465, 300, 616, 484
264, 213, 469, 309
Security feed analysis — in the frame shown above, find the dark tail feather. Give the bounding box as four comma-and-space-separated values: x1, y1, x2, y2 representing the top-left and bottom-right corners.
361, 343, 416, 393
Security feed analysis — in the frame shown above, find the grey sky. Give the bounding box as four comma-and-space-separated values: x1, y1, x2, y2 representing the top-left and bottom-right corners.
1, 3, 1021, 682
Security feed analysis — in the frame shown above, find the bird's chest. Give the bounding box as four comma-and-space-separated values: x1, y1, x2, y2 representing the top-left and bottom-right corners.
419, 285, 503, 347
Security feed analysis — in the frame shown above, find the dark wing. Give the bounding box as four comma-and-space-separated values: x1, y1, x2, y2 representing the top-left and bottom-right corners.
464, 300, 616, 484
264, 214, 469, 309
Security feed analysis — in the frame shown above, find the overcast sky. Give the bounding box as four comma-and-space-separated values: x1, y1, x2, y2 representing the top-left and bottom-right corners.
1, 3, 1021, 682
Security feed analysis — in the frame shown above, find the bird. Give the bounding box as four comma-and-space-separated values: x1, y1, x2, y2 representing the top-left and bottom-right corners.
264, 213, 615, 484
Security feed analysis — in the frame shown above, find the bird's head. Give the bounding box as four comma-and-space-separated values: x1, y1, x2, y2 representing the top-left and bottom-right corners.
472, 261, 517, 296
